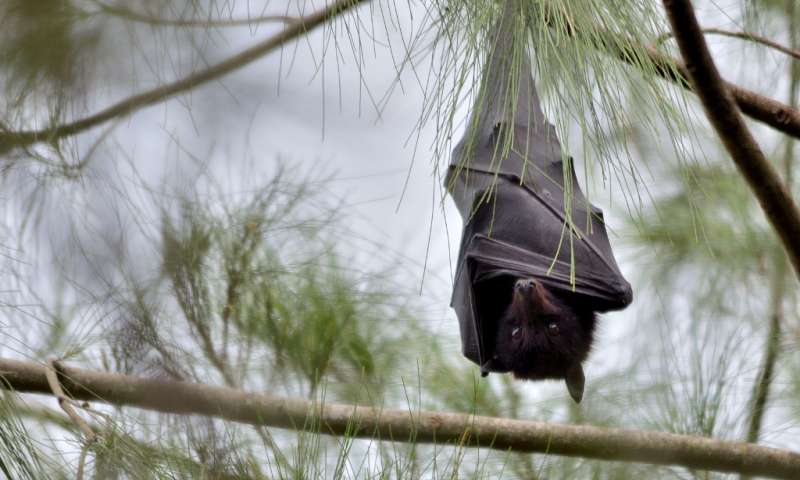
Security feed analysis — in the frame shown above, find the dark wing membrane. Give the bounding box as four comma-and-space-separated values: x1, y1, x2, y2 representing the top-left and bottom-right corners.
451, 257, 482, 365
449, 172, 632, 369
447, 170, 632, 309
445, 0, 561, 191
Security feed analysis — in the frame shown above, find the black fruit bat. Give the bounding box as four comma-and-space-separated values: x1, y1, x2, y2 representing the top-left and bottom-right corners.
444, 1, 633, 403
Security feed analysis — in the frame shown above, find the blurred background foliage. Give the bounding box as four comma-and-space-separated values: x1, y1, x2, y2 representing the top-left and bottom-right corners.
0, 0, 798, 478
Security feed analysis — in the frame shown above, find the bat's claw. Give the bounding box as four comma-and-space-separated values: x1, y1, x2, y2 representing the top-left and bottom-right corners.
480, 358, 496, 377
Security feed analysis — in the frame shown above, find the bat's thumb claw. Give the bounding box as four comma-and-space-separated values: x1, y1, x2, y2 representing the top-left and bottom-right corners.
480, 360, 492, 377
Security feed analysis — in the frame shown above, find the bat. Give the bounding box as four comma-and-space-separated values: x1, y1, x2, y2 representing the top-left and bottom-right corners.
444, 1, 633, 403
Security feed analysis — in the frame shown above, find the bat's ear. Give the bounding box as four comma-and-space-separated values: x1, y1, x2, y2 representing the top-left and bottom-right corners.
565, 364, 585, 404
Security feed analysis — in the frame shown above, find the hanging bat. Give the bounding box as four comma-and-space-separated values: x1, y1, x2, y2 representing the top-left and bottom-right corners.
444, 1, 633, 403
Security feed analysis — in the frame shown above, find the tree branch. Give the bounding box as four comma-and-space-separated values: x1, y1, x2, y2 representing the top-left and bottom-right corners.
1, 358, 799, 478
660, 0, 800, 280
44, 360, 96, 442
4, 0, 800, 155
0, 0, 365, 154
745, 257, 786, 440
541, 3, 800, 140
44, 360, 97, 480
655, 28, 800, 61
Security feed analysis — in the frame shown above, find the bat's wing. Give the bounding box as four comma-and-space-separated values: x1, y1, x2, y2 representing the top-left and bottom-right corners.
445, 2, 632, 370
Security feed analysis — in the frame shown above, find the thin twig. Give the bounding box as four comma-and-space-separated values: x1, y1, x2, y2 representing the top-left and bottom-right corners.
745, 258, 786, 444
784, 0, 799, 185
2, 0, 800, 154
45, 360, 97, 479
184, 311, 237, 387
660, 0, 800, 281
2, 358, 799, 478
44, 360, 96, 441
655, 28, 800, 61
741, 255, 787, 480
87, 1, 300, 28
742, 7, 798, 461
76, 443, 90, 480
0, 0, 366, 154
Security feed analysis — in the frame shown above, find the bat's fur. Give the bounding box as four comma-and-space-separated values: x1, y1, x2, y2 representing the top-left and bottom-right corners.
474, 276, 595, 402
492, 278, 596, 380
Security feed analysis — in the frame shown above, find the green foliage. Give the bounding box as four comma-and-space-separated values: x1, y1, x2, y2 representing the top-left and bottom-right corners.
0, 394, 51, 479
101, 169, 414, 407
631, 163, 776, 267
0, 0, 99, 98
419, 0, 689, 202
623, 146, 799, 337
245, 255, 408, 395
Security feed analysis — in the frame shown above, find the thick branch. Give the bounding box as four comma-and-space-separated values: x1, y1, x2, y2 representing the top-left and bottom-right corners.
1, 358, 799, 478
661, 0, 800, 280
0, 0, 365, 154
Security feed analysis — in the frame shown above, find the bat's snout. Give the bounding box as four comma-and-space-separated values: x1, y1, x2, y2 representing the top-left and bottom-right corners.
514, 278, 537, 292
514, 278, 546, 300
513, 278, 553, 314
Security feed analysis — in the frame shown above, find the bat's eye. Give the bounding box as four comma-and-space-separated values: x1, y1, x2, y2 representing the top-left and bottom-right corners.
547, 323, 559, 335
511, 327, 520, 337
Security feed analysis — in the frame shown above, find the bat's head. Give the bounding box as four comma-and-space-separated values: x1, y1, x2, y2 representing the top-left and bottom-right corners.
491, 278, 596, 403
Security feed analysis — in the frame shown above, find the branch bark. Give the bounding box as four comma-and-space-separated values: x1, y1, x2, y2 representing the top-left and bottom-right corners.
660, 0, 800, 280
1, 358, 800, 478
0, 0, 365, 154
